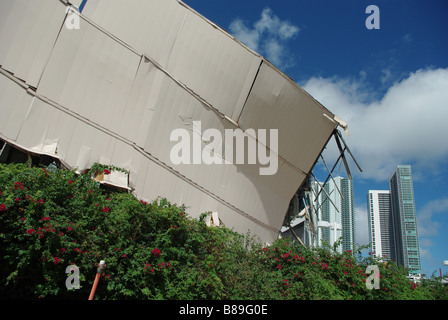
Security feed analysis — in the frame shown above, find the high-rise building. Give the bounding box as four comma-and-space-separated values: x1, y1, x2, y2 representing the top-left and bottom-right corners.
389, 165, 421, 274
312, 176, 355, 252
367, 190, 395, 261
367, 166, 422, 274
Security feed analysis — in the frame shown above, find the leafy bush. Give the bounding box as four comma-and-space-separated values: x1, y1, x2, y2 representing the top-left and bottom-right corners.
0, 162, 446, 300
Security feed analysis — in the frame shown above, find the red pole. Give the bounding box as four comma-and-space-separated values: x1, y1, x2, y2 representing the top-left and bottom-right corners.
88, 260, 106, 300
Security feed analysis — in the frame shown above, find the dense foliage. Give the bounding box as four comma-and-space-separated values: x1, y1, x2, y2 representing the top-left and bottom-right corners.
0, 162, 446, 300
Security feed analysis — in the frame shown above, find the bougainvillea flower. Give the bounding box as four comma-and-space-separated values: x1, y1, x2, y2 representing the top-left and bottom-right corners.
152, 248, 161, 257
14, 181, 25, 190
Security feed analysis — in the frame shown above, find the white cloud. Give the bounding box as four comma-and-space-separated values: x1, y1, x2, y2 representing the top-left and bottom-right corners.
303, 68, 448, 181
417, 197, 448, 237
381, 68, 392, 85
415, 198, 448, 271
228, 18, 260, 50
229, 7, 299, 68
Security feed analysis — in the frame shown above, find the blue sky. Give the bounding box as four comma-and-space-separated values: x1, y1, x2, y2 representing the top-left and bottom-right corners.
183, 0, 448, 276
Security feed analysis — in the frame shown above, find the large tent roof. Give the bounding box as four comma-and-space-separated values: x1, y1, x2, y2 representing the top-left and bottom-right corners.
0, 0, 347, 242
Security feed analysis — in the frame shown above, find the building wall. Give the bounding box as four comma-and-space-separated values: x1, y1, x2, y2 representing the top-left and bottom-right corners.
389, 165, 422, 274
312, 176, 354, 252
340, 178, 355, 252
367, 190, 394, 261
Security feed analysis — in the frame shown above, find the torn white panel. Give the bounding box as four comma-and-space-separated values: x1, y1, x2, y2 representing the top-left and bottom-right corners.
132, 64, 302, 230
75, 145, 91, 172
94, 170, 130, 191
0, 72, 34, 140
0, 0, 67, 87
82, 0, 262, 121
212, 211, 220, 227
40, 139, 58, 155
238, 62, 336, 174
121, 58, 169, 146
15, 96, 76, 158
82, 0, 187, 69
166, 7, 262, 119
36, 17, 141, 133
205, 211, 220, 227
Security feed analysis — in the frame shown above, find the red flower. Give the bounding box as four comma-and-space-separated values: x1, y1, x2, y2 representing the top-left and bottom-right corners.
104, 169, 111, 175
152, 248, 161, 257
276, 264, 282, 270
53, 257, 61, 265
15, 197, 22, 202
26, 228, 35, 235
101, 207, 110, 213
74, 248, 82, 253
0, 204, 7, 211
14, 181, 25, 190
68, 180, 75, 184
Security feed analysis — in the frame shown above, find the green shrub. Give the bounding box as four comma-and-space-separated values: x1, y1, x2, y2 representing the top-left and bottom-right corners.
0, 162, 446, 300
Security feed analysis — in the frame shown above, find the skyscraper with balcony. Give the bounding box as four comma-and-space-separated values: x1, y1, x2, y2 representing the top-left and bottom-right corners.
389, 165, 421, 274
367, 190, 395, 261
367, 166, 422, 273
